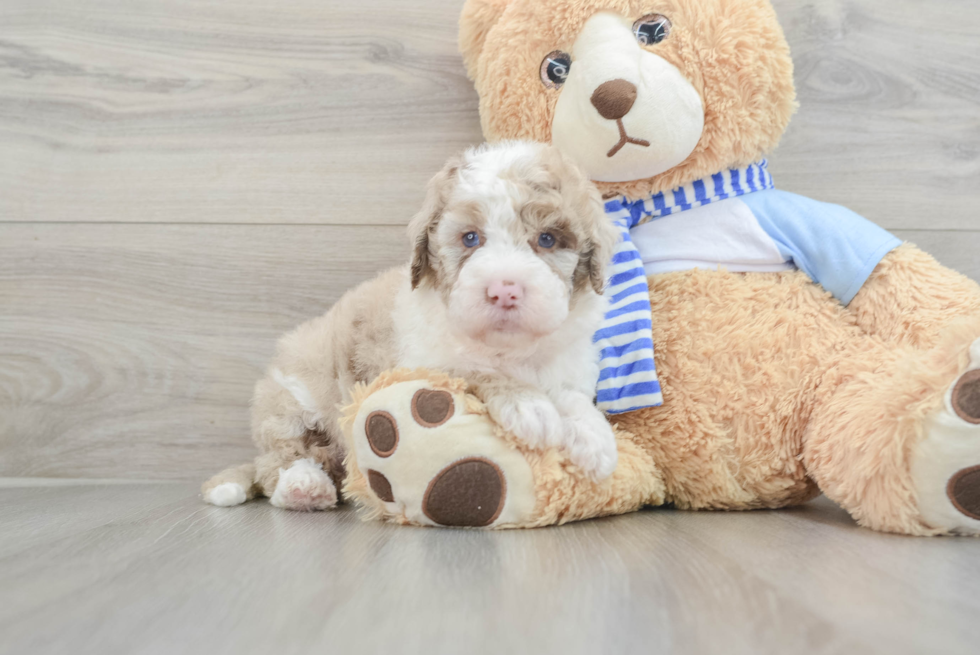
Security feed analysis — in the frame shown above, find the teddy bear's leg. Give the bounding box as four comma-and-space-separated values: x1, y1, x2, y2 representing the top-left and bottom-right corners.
850, 243, 980, 349
804, 320, 980, 536
341, 370, 665, 528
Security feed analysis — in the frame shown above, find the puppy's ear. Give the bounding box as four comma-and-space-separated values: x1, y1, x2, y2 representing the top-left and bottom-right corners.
579, 217, 618, 295
543, 146, 618, 295
408, 157, 461, 290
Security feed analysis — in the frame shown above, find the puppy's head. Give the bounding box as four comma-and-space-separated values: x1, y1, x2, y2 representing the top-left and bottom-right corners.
409, 141, 617, 347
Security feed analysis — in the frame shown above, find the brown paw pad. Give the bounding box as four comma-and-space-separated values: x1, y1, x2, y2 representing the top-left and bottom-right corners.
947, 465, 980, 520
951, 370, 980, 424
412, 389, 454, 427
422, 457, 505, 527
368, 469, 395, 503
365, 411, 399, 457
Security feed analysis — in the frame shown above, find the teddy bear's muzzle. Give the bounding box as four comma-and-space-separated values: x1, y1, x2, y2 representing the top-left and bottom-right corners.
589, 78, 652, 158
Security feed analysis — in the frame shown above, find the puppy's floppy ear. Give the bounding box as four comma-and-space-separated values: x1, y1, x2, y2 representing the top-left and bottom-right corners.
542, 145, 618, 295
579, 212, 619, 295
458, 0, 513, 80
408, 157, 461, 290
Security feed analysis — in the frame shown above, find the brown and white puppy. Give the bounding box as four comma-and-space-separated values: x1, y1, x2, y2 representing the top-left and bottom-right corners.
205, 141, 619, 511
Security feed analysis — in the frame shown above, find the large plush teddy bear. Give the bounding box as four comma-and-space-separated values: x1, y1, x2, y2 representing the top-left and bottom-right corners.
205, 0, 980, 536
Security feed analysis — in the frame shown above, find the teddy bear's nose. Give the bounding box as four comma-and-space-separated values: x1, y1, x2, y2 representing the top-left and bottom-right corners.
590, 79, 638, 120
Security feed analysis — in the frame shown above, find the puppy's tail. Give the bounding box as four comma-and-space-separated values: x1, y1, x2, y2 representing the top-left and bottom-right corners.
201, 462, 259, 507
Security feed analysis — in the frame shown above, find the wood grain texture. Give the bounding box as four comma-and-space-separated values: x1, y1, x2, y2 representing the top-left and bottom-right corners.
0, 223, 408, 479
1, 484, 979, 655
0, 1, 978, 479
769, 0, 980, 229
1, 224, 979, 481
0, 0, 481, 225
1, 0, 977, 228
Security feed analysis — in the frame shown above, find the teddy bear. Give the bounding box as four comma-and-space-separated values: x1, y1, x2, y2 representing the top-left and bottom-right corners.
321, 0, 980, 536
204, 0, 980, 536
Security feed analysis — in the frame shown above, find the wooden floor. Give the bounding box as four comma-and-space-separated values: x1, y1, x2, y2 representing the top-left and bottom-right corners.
0, 483, 978, 655
2, 0, 980, 653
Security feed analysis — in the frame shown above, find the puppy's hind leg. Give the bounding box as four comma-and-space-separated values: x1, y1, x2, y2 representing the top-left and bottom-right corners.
250, 371, 346, 511
202, 462, 258, 507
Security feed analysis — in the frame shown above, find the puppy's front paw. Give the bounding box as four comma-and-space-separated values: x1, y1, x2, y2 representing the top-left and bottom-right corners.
559, 397, 618, 480
485, 392, 563, 449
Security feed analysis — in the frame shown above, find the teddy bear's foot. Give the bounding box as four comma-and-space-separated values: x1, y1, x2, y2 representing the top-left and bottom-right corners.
268, 458, 338, 511
345, 378, 537, 528
911, 337, 980, 534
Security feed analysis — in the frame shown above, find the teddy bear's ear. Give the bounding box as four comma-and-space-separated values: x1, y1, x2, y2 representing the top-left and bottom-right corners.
458, 0, 513, 81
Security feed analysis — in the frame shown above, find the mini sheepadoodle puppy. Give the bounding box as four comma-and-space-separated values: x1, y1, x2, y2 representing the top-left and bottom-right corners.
205, 141, 620, 510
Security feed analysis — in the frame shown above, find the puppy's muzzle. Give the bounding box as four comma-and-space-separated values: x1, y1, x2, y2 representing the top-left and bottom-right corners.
486, 280, 523, 310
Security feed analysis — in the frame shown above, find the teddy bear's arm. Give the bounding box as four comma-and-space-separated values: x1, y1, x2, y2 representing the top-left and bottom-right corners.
849, 242, 980, 349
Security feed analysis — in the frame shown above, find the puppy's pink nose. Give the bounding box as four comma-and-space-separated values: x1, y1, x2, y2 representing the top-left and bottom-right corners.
487, 280, 523, 309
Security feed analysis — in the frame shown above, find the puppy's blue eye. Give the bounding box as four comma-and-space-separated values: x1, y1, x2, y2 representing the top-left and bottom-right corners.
462, 231, 481, 248
538, 232, 556, 249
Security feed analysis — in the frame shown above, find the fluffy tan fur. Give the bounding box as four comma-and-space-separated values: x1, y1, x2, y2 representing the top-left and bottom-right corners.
445, 0, 980, 535
340, 368, 666, 528
460, 0, 797, 199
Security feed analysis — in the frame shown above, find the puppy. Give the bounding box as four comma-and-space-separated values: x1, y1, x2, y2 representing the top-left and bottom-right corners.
223, 141, 619, 511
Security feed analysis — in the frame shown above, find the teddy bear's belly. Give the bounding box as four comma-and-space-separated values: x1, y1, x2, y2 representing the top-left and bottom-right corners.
612, 268, 860, 510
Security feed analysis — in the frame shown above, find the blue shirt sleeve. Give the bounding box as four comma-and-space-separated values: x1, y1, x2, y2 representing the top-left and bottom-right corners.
739, 189, 902, 305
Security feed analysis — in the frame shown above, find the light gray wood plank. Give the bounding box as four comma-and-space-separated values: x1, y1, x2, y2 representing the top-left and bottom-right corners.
0, 223, 408, 479
770, 0, 980, 230
1, 224, 978, 481
0, 0, 480, 225
1, 0, 976, 230
0, 484, 978, 655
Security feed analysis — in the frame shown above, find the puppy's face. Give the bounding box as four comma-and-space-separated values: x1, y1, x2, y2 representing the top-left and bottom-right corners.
409, 141, 617, 348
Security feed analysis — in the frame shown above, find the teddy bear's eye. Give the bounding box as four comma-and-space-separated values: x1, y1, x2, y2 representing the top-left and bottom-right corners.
633, 14, 672, 46
540, 50, 572, 89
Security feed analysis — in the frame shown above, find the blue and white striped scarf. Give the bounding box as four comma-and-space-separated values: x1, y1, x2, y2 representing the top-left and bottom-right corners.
595, 160, 774, 414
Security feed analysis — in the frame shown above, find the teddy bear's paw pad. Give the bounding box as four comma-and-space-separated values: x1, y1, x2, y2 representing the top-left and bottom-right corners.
269, 458, 338, 511
350, 379, 535, 528
951, 370, 980, 424
367, 469, 395, 501
423, 458, 505, 527
947, 465, 980, 521
365, 411, 399, 456
910, 339, 980, 533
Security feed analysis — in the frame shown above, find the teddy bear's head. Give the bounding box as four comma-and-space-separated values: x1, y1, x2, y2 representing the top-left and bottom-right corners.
459, 0, 797, 199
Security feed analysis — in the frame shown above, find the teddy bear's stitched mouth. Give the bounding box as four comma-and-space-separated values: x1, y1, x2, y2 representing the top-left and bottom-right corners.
607, 118, 650, 158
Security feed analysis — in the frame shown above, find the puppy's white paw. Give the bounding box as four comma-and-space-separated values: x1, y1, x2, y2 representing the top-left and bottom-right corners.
270, 458, 338, 511
486, 393, 563, 449
562, 405, 619, 480
205, 482, 247, 507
